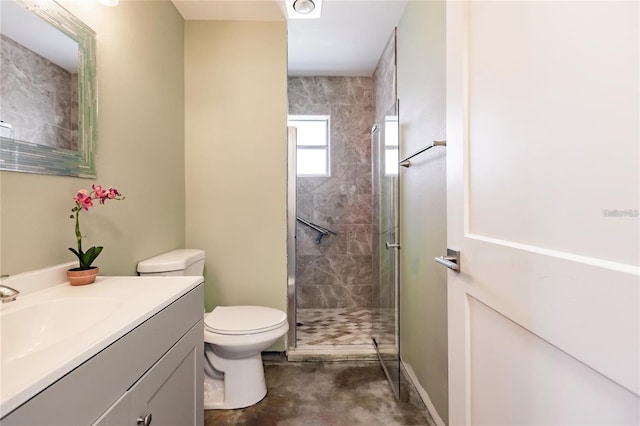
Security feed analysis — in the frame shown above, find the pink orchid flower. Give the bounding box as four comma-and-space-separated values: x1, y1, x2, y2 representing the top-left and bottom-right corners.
74, 190, 94, 211
73, 189, 88, 203
107, 187, 120, 199
69, 184, 125, 271
92, 184, 108, 204
81, 196, 94, 210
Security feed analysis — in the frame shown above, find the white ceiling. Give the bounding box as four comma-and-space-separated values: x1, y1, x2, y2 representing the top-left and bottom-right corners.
172, 0, 408, 77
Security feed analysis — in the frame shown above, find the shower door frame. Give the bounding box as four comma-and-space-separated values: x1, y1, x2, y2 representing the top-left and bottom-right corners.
372, 100, 401, 399
286, 126, 297, 352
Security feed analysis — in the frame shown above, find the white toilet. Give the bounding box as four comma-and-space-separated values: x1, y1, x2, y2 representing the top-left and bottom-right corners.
137, 249, 289, 410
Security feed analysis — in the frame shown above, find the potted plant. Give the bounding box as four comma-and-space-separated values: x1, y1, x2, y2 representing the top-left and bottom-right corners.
68, 184, 124, 285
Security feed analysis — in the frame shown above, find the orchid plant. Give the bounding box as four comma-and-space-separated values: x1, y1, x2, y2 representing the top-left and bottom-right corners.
69, 184, 124, 270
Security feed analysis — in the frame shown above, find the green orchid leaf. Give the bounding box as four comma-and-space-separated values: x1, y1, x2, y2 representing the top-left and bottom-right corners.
82, 246, 103, 269
69, 246, 103, 270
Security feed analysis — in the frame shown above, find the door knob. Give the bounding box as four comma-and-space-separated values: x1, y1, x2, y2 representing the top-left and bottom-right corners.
385, 242, 400, 250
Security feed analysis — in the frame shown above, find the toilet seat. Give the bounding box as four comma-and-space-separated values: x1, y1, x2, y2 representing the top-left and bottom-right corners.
205, 306, 287, 335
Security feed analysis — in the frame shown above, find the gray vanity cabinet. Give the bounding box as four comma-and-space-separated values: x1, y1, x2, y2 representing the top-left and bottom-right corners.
130, 323, 203, 426
93, 319, 203, 426
1, 284, 204, 426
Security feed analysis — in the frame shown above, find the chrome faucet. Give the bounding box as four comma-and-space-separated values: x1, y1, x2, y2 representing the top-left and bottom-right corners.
0, 275, 19, 303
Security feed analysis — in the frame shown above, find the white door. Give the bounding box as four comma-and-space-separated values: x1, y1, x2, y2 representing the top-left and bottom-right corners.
446, 2, 639, 425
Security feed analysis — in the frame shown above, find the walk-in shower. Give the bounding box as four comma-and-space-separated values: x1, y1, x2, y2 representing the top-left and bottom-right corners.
286, 29, 399, 369
286, 98, 401, 393
286, 76, 378, 359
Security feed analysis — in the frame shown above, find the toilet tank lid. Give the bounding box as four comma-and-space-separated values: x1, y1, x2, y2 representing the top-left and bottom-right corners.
137, 249, 205, 273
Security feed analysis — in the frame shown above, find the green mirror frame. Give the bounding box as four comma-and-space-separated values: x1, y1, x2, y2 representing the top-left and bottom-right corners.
0, 0, 97, 178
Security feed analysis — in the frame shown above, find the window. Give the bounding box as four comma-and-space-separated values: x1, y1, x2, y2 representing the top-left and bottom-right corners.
384, 115, 399, 175
288, 115, 330, 176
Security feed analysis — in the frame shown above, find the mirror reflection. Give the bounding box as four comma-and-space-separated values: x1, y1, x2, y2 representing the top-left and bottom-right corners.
0, 0, 96, 178
1, 0, 79, 150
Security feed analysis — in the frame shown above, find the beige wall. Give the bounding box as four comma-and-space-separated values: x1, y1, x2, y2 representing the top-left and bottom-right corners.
0, 1, 185, 276
397, 1, 448, 423
184, 21, 288, 322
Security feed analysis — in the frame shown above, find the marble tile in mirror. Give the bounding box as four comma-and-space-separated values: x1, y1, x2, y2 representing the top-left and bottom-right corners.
0, 0, 96, 178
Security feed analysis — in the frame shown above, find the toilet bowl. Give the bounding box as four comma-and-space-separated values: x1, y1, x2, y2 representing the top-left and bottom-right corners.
203, 306, 288, 409
137, 249, 289, 410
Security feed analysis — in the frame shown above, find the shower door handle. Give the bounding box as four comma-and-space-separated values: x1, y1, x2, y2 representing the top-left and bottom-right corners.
385, 242, 400, 250
435, 249, 460, 272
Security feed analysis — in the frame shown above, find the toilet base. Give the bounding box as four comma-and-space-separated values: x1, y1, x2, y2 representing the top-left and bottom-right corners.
204, 350, 268, 410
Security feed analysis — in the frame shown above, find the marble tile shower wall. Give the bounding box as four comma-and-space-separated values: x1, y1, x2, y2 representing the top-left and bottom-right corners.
0, 35, 78, 149
289, 76, 375, 309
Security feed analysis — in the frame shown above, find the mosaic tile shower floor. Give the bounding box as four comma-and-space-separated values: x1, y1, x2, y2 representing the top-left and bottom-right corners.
296, 308, 395, 347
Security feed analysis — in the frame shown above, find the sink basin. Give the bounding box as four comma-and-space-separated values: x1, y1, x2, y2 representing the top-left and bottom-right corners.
0, 263, 203, 418
1, 297, 122, 362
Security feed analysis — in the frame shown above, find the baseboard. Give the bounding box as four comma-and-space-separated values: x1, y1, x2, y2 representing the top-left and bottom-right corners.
401, 360, 446, 426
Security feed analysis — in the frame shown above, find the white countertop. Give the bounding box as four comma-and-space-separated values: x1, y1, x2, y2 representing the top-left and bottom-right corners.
0, 273, 203, 417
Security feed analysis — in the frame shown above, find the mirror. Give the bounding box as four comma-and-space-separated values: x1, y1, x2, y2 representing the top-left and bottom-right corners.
0, 0, 97, 178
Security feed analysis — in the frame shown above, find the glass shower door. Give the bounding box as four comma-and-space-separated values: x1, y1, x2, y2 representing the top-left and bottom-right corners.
372, 102, 400, 398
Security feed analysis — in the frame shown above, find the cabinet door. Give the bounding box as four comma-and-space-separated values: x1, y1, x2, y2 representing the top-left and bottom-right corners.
130, 320, 204, 426
92, 393, 131, 426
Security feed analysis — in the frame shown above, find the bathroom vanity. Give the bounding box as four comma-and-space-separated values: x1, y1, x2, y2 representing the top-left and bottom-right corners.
0, 264, 204, 426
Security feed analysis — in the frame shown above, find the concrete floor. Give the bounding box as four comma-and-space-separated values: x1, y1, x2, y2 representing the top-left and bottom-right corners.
205, 361, 435, 426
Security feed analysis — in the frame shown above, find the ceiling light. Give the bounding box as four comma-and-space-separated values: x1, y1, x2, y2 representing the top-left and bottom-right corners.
293, 0, 315, 15
286, 0, 322, 19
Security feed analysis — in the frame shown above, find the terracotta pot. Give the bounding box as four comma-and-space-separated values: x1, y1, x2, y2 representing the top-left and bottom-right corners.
67, 267, 99, 286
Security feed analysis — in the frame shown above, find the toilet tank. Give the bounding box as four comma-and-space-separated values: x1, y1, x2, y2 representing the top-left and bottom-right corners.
137, 249, 205, 277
